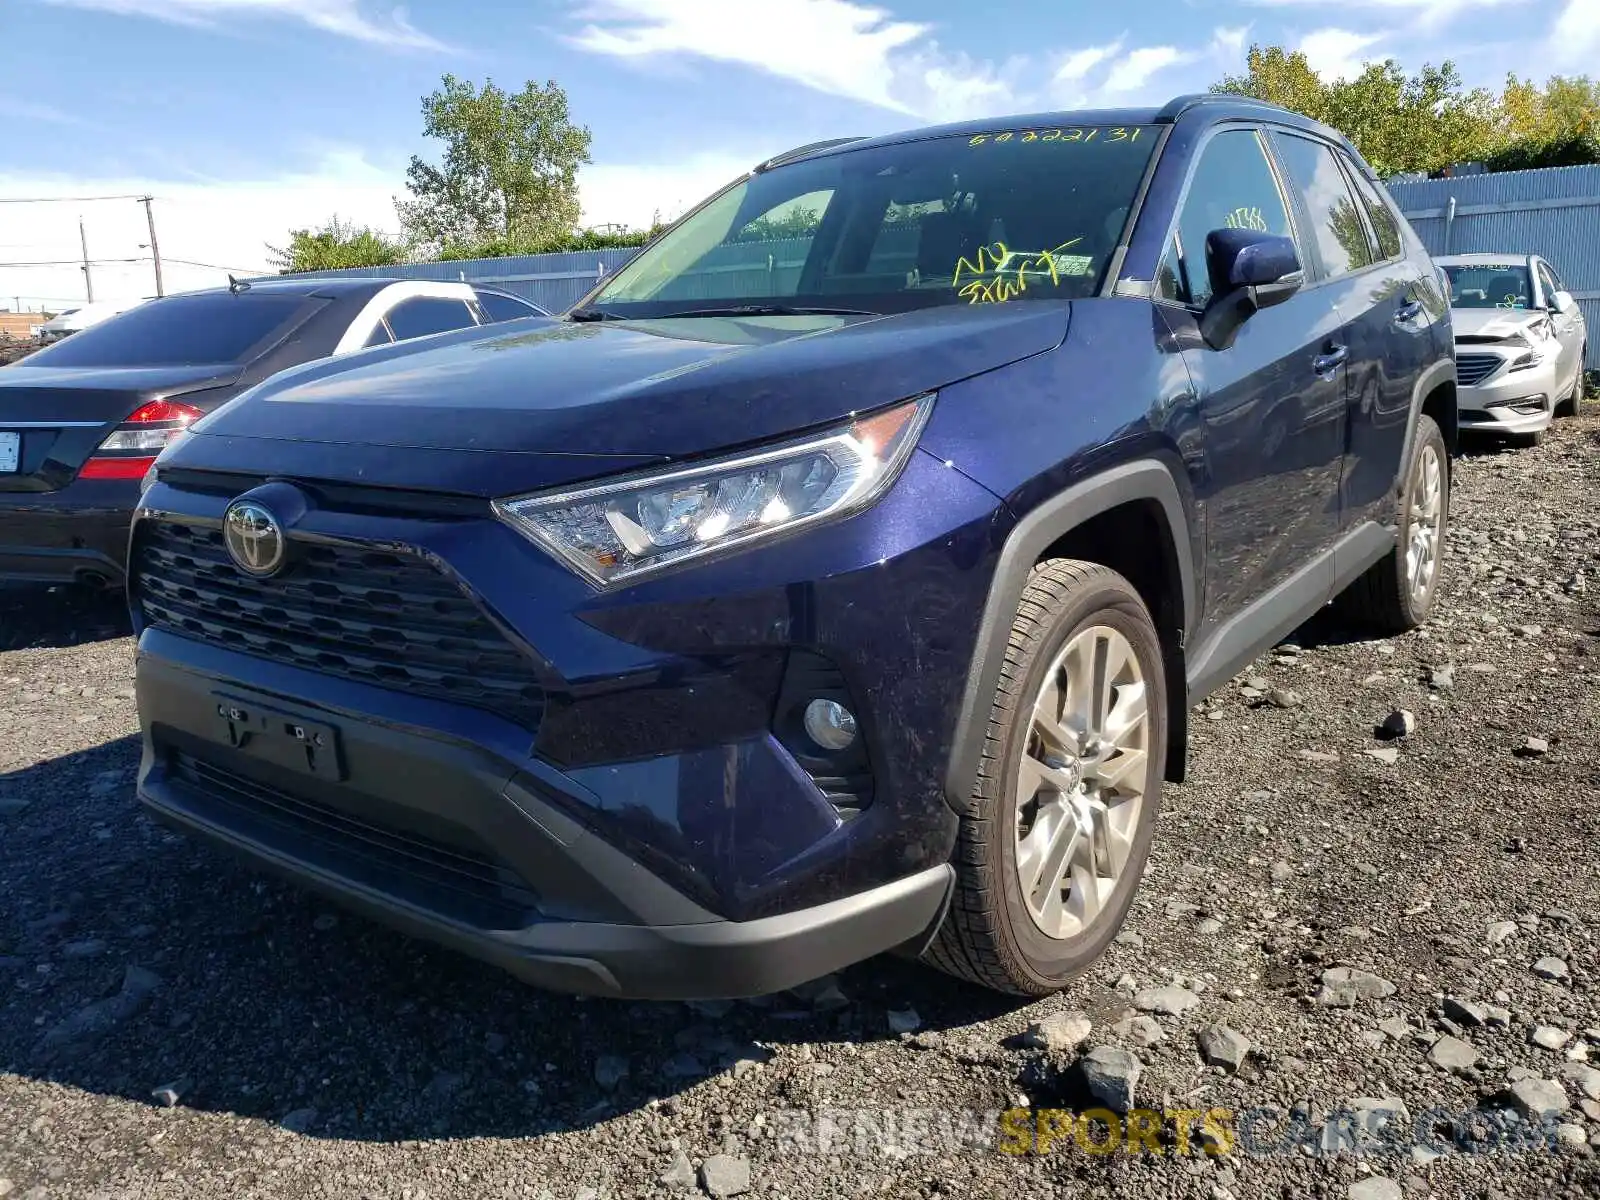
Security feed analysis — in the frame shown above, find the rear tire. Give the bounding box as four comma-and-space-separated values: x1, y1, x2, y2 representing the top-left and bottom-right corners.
924, 560, 1166, 996
1334, 414, 1448, 634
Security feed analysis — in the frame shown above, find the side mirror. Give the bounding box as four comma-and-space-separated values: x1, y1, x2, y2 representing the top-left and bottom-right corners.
1199, 229, 1305, 351
1551, 290, 1575, 315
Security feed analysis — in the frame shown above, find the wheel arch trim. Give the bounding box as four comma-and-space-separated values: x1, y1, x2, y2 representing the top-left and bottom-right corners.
942, 459, 1196, 813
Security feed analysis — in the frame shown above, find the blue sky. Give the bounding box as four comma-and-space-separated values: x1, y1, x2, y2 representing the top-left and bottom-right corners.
1, 0, 1592, 308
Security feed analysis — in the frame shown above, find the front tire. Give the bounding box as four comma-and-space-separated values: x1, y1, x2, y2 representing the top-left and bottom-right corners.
924, 560, 1166, 996
1334, 414, 1448, 633
1555, 353, 1586, 418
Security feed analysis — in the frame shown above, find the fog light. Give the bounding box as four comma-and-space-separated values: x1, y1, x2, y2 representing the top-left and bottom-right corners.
804, 699, 858, 751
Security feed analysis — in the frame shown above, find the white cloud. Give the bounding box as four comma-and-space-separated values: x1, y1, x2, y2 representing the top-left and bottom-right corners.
1243, 0, 1526, 31
0, 97, 89, 127
1103, 47, 1191, 95
568, 0, 1226, 120
1550, 0, 1600, 67
1297, 28, 1386, 80
42, 0, 449, 51
1210, 25, 1250, 66
0, 148, 757, 309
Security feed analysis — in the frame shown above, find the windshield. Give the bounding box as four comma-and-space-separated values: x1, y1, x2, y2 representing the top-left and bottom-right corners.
587, 125, 1160, 317
27, 292, 310, 368
1443, 264, 1534, 310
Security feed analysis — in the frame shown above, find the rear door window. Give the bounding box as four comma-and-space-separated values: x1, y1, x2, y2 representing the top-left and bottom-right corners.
473, 289, 543, 322
1271, 133, 1375, 278
1344, 163, 1403, 261
384, 297, 478, 341
26, 293, 310, 367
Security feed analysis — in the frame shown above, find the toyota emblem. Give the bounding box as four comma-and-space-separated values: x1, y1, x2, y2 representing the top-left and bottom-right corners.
223, 499, 286, 577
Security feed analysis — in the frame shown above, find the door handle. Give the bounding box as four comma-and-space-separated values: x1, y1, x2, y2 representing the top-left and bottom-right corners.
1313, 345, 1349, 376
1394, 299, 1423, 324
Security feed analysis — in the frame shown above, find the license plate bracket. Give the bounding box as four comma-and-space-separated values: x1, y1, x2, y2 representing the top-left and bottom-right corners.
212, 692, 345, 781
0, 432, 18, 474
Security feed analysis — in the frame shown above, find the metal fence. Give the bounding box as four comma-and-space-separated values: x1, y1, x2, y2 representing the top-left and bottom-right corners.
1387, 165, 1600, 370
265, 248, 640, 314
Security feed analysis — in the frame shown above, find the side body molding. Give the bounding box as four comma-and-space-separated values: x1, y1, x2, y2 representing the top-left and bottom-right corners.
942, 459, 1196, 813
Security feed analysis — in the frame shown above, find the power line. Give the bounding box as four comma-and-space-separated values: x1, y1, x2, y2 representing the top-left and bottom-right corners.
0, 257, 144, 267
0, 193, 149, 204
163, 257, 271, 274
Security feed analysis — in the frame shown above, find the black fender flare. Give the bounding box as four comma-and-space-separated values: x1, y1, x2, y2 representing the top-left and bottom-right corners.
1395, 358, 1458, 489
942, 459, 1197, 813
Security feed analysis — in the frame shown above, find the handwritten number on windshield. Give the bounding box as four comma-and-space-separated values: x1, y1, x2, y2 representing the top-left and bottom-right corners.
969, 127, 1141, 147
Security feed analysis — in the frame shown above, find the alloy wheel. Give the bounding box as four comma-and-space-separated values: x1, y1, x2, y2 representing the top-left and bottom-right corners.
1406, 443, 1443, 604
1013, 624, 1149, 940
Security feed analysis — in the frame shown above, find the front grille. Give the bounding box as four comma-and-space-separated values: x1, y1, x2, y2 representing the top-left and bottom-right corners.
1455, 352, 1503, 387
135, 521, 545, 729
168, 750, 540, 927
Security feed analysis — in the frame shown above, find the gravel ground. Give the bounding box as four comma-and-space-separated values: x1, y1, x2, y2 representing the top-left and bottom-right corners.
2, 414, 1598, 1200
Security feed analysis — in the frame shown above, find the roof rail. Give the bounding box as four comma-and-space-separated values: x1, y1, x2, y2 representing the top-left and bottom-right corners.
756, 137, 865, 172
1154, 93, 1288, 122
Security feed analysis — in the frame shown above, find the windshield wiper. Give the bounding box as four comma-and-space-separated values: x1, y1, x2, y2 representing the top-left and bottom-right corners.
567, 307, 625, 322
653, 303, 880, 319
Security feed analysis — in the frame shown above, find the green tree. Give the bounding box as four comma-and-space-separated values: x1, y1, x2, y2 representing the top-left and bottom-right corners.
1215, 46, 1497, 176
397, 75, 592, 254
266, 216, 408, 273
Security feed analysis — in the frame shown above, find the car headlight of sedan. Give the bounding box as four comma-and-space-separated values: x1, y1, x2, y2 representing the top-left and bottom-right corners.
494, 395, 934, 588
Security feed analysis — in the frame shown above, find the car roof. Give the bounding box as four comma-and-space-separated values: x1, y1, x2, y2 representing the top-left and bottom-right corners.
762, 94, 1348, 170
167, 276, 399, 302
1433, 253, 1535, 266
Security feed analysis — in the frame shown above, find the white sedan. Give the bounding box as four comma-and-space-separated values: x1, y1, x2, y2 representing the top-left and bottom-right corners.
1437, 253, 1587, 443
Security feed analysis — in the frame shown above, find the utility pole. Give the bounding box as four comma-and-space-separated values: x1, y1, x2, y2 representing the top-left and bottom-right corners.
139, 195, 164, 297
79, 217, 94, 303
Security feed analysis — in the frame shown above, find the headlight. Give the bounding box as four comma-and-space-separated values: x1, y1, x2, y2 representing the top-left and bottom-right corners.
1508, 348, 1545, 372
494, 395, 934, 588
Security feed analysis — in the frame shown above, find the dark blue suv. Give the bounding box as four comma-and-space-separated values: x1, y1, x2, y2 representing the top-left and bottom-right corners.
130, 96, 1456, 998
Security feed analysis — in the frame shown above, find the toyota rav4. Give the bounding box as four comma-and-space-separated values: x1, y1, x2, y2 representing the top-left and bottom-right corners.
131, 95, 1457, 999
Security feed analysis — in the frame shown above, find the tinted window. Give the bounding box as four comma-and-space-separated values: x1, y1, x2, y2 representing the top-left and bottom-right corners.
474, 290, 542, 323
384, 297, 477, 341
26, 293, 307, 368
1345, 163, 1402, 260
1156, 129, 1295, 308
1536, 261, 1560, 304
1442, 264, 1533, 309
591, 125, 1160, 315
1273, 134, 1373, 278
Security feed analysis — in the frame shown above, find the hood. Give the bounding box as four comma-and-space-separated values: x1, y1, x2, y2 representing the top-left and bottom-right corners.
188, 304, 1071, 462
1451, 308, 1550, 340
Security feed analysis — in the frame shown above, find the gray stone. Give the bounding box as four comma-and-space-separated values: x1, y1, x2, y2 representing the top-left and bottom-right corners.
1486, 920, 1518, 945
1114, 931, 1144, 949
594, 1054, 629, 1090
1351, 1096, 1412, 1135
1558, 1063, 1600, 1100
1378, 709, 1416, 739
1363, 747, 1400, 765
1299, 749, 1340, 763
279, 1107, 318, 1133
1442, 998, 1487, 1026
1484, 1005, 1512, 1028
1196, 1023, 1250, 1072
1531, 1025, 1571, 1051
33, 965, 161, 1059
1317, 967, 1396, 1007
699, 1153, 751, 1198
1508, 1077, 1570, 1119
1378, 1017, 1414, 1041
1270, 860, 1295, 882
886, 1007, 921, 1035
1268, 688, 1303, 709
660, 1150, 697, 1190
1425, 663, 1455, 690
1533, 957, 1570, 982
1195, 916, 1224, 936
1080, 1045, 1141, 1112
60, 939, 106, 959
1347, 1179, 1402, 1200
1019, 1011, 1092, 1053
1133, 984, 1201, 1016
1517, 736, 1550, 757
1427, 1035, 1479, 1075
150, 1078, 190, 1108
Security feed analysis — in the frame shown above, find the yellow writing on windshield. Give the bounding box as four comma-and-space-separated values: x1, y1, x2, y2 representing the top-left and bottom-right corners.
969, 127, 1143, 147
953, 239, 1088, 305
1224, 206, 1269, 232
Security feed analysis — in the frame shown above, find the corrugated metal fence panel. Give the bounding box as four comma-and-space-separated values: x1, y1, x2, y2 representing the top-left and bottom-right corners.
1387, 165, 1600, 370
259, 248, 639, 313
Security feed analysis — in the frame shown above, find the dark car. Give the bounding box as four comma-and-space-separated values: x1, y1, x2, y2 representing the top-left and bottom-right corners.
130, 96, 1456, 999
0, 278, 546, 588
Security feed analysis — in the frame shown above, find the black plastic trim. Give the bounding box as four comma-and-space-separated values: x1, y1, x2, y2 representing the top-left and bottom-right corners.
942, 460, 1196, 814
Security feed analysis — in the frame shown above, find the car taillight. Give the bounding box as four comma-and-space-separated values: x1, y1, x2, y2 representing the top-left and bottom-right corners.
79, 400, 202, 480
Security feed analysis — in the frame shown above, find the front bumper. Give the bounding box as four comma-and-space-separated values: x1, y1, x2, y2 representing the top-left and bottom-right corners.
0, 481, 135, 585
1457, 355, 1557, 434
132, 450, 1002, 996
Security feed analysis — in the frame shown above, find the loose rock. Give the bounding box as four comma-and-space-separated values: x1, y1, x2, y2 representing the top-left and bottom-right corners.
699, 1153, 751, 1198
1507, 1077, 1570, 1119
1079, 1045, 1141, 1112
1132, 984, 1201, 1016
1532, 957, 1570, 982
1427, 1035, 1479, 1075
1378, 709, 1416, 739
1196, 1023, 1250, 1072
1019, 1011, 1092, 1054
